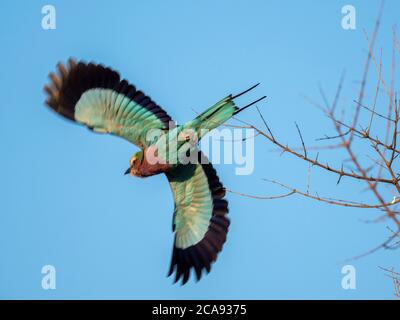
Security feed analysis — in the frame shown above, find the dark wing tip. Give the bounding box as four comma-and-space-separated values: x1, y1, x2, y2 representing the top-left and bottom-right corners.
43, 58, 121, 121
44, 58, 174, 128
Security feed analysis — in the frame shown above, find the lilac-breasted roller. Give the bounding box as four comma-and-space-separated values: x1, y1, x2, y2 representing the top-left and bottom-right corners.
44, 59, 264, 284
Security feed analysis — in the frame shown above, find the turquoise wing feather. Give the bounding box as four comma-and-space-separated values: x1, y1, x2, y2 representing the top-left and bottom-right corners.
44, 59, 173, 148
166, 151, 229, 284
152, 96, 238, 166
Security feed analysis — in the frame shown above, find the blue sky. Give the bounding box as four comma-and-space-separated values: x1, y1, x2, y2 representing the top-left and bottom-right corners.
0, 0, 399, 299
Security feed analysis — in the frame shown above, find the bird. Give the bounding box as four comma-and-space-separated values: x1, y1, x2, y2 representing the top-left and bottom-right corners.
44, 59, 265, 284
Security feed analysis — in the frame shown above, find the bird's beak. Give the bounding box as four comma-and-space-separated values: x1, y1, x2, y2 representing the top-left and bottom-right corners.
124, 167, 131, 175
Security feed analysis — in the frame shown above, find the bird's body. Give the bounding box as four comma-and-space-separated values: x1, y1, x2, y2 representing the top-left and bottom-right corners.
128, 147, 170, 177
44, 59, 264, 284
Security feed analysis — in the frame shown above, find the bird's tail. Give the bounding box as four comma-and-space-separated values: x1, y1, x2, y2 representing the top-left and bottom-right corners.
185, 84, 265, 139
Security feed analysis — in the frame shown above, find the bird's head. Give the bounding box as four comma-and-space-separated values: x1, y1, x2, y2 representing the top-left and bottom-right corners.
124, 150, 144, 176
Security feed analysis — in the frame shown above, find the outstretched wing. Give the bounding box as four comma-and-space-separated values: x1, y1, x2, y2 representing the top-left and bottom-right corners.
44, 59, 173, 148
166, 151, 229, 284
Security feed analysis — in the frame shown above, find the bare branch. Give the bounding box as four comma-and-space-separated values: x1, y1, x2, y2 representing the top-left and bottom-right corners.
295, 122, 307, 158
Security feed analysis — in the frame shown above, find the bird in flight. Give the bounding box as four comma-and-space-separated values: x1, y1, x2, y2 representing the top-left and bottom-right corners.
44, 59, 264, 284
